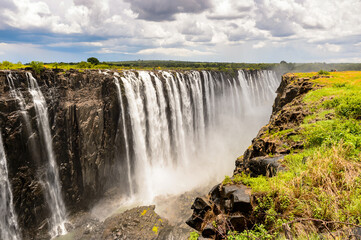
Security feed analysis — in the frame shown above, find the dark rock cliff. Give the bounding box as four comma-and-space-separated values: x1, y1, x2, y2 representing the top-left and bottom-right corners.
0, 69, 122, 237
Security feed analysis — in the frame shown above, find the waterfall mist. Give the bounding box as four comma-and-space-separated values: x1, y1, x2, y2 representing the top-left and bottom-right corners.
112, 70, 279, 204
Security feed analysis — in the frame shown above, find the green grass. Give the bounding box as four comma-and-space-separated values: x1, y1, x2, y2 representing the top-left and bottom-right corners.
225, 71, 361, 238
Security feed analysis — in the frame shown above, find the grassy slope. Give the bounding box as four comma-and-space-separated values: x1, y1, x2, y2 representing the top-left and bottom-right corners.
226, 71, 361, 239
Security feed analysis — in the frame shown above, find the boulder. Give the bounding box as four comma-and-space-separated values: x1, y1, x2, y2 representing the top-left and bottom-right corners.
222, 185, 252, 213
186, 197, 212, 231
228, 214, 248, 232
247, 155, 285, 177
201, 222, 216, 238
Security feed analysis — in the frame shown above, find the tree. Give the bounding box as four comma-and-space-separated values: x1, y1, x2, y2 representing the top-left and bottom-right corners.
30, 61, 44, 74
87, 57, 100, 65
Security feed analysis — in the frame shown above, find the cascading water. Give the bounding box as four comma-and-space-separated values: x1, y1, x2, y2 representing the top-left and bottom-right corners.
6, 73, 32, 133
114, 76, 134, 196
0, 130, 20, 240
115, 70, 280, 202
26, 73, 67, 237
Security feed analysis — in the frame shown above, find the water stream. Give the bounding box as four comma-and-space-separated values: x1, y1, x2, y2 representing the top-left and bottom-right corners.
0, 129, 20, 240
26, 73, 67, 237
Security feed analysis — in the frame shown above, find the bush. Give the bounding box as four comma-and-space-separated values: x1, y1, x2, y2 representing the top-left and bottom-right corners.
77, 61, 92, 68
317, 70, 330, 75
30, 61, 44, 74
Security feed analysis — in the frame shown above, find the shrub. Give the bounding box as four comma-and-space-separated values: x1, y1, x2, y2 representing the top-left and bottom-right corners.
30, 61, 44, 74
317, 70, 330, 75
77, 61, 92, 69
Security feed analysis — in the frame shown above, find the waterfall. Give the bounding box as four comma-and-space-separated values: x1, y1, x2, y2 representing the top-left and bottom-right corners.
26, 73, 67, 237
6, 73, 33, 134
115, 70, 280, 202
114, 76, 134, 196
121, 72, 151, 198
0, 130, 20, 240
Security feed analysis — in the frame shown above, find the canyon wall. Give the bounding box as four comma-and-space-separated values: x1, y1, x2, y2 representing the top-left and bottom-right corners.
0, 69, 279, 238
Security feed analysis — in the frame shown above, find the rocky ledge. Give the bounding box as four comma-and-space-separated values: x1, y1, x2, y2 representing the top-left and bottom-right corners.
186, 74, 322, 239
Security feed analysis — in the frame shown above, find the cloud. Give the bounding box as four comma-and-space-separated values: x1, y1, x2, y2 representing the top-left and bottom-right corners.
207, 0, 254, 20
0, 0, 361, 62
137, 47, 212, 57
48, 41, 103, 47
124, 0, 212, 21
317, 43, 341, 53
253, 42, 265, 49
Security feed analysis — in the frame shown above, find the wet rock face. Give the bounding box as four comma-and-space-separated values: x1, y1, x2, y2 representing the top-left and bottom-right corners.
0, 70, 121, 236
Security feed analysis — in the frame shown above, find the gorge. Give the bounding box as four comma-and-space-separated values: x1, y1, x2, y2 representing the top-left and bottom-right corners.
0, 69, 280, 239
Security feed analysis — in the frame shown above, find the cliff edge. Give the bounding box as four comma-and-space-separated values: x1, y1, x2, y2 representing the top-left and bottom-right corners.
187, 72, 361, 239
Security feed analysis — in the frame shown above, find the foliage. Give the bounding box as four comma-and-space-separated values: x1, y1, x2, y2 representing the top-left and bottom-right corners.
87, 57, 100, 65
0, 61, 25, 70
336, 95, 361, 119
30, 61, 44, 74
188, 231, 199, 240
77, 61, 92, 69
227, 224, 275, 239
317, 70, 330, 75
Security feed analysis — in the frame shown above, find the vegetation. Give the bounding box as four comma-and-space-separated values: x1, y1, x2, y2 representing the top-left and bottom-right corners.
2, 60, 361, 72
29, 61, 44, 74
317, 70, 330, 75
189, 231, 200, 240
87, 57, 100, 65
0, 61, 25, 69
227, 225, 275, 239
221, 71, 361, 239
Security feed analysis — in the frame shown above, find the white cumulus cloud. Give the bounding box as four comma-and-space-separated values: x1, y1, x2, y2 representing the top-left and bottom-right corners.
0, 0, 361, 62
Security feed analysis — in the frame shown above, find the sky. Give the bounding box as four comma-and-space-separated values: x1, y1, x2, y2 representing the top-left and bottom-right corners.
0, 0, 361, 63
